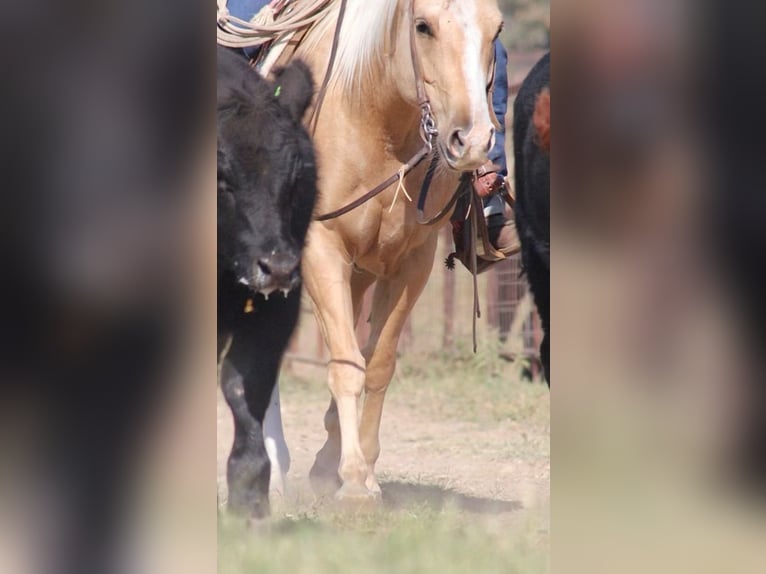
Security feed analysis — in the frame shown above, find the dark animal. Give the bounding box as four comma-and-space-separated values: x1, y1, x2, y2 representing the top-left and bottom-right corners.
217, 46, 317, 518
513, 52, 550, 385
1, 4, 205, 572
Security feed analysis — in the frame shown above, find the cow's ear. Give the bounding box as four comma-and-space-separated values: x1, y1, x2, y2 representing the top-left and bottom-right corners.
272, 60, 314, 122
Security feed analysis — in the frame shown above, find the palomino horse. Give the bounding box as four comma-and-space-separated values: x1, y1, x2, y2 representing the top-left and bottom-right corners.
291, 0, 503, 500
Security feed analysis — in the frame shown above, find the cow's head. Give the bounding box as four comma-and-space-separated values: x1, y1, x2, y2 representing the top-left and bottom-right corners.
217, 54, 317, 296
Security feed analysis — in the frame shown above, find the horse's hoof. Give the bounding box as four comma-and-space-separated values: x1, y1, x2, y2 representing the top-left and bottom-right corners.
334, 482, 381, 505
309, 465, 342, 497
366, 475, 382, 496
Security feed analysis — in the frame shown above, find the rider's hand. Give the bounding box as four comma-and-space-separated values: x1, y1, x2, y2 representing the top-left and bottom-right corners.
474, 172, 501, 198
473, 161, 504, 198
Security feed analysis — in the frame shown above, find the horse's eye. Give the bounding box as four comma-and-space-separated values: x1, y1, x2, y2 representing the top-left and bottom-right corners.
415, 20, 433, 37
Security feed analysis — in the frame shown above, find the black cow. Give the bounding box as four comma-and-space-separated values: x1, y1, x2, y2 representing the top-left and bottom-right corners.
513, 52, 550, 385
217, 46, 317, 518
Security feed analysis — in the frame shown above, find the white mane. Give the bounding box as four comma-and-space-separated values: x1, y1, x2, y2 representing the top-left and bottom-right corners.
305, 0, 400, 96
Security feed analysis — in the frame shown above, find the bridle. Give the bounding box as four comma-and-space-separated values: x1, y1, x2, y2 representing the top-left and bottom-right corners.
308, 0, 507, 353
315, 0, 488, 224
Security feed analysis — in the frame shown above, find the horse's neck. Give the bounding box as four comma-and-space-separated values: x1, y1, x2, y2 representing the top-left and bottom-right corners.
364, 89, 422, 160
298, 18, 458, 216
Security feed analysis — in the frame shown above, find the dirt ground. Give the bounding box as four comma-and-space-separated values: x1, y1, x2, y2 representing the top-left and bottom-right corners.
217, 361, 550, 520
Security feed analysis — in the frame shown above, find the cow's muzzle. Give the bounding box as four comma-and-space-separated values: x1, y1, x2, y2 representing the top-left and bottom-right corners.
250, 251, 300, 297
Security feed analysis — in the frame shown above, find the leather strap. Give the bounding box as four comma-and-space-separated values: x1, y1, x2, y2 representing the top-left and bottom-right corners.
408, 0, 430, 110
308, 0, 347, 135
315, 0, 437, 222
416, 165, 467, 226
314, 0, 499, 224
468, 192, 481, 352
475, 162, 501, 178
314, 142, 432, 221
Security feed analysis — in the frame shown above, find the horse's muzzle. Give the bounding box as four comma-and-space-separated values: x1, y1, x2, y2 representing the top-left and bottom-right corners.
442, 125, 495, 171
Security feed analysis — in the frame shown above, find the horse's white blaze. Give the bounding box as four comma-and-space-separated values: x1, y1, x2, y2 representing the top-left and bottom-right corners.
456, 0, 494, 150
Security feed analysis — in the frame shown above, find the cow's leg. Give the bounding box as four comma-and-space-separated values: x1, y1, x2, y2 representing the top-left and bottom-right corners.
304, 236, 374, 500
222, 291, 300, 517
263, 383, 290, 496
221, 352, 272, 518
359, 238, 437, 494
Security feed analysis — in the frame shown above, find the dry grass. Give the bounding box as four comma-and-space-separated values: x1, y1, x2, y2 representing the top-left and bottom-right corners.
218, 349, 549, 574
219, 497, 548, 574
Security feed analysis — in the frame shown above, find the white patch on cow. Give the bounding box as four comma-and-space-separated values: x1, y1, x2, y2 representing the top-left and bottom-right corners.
263, 383, 290, 496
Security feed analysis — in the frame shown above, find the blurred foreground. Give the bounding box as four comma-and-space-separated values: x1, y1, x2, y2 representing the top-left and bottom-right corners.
553, 0, 766, 571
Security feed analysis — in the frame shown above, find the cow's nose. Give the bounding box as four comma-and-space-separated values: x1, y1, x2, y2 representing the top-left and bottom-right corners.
257, 252, 300, 289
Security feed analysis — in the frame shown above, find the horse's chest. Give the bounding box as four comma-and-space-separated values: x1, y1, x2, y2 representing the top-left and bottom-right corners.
351, 209, 438, 277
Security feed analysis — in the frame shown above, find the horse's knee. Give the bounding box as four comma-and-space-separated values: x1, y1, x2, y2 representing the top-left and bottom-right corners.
327, 354, 366, 398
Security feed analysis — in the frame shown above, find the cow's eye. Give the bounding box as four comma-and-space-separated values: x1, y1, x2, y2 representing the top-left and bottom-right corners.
415, 19, 433, 37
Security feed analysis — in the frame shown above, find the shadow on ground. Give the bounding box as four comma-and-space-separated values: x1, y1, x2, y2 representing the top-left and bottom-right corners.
381, 481, 522, 514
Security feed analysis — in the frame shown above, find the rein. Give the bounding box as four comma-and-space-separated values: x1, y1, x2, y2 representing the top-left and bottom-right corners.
308, 0, 347, 135
314, 2, 499, 225
315, 0, 439, 222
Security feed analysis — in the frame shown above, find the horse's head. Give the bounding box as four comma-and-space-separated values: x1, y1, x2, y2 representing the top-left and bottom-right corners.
396, 0, 503, 171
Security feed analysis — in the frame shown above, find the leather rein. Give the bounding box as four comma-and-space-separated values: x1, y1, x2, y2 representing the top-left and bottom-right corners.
314, 0, 451, 224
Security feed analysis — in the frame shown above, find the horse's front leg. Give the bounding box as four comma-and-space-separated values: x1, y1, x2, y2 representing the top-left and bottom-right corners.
359, 237, 437, 494
310, 268, 376, 496
303, 233, 375, 500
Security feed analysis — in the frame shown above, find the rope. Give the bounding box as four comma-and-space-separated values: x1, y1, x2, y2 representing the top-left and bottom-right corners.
217, 0, 335, 49
388, 167, 413, 213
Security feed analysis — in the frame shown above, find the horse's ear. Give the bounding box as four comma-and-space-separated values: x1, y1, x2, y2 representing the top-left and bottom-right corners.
272, 60, 315, 122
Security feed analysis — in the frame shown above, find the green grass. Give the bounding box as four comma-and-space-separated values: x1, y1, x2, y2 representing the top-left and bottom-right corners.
222, 333, 550, 574
218, 504, 549, 574
394, 342, 550, 427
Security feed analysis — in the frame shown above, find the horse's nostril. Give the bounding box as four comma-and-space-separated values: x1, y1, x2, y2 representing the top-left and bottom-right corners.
448, 129, 466, 157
